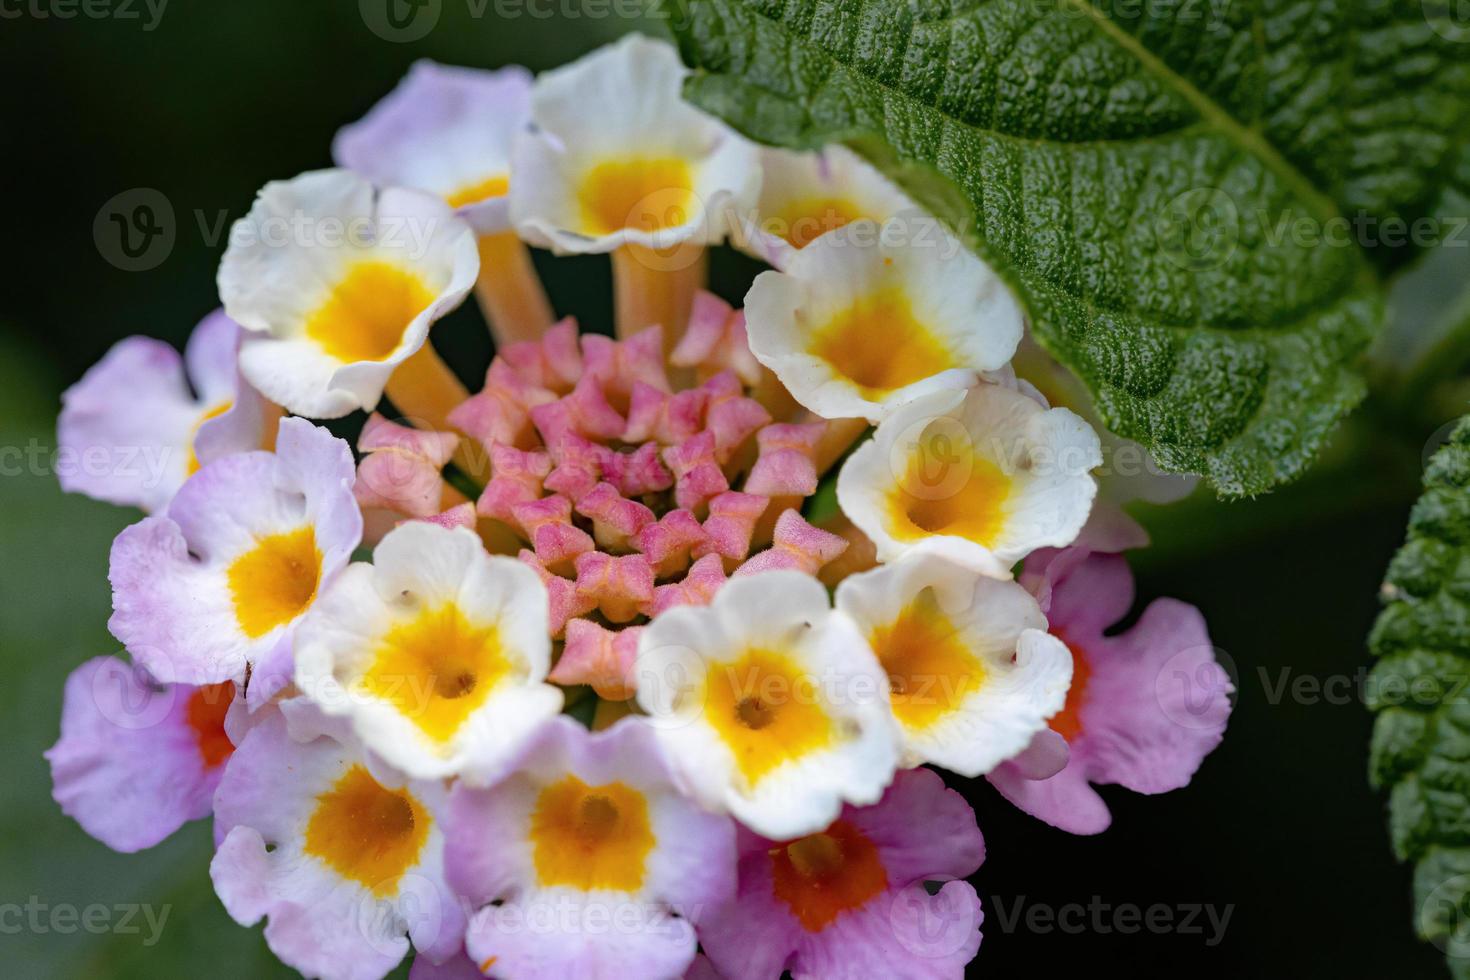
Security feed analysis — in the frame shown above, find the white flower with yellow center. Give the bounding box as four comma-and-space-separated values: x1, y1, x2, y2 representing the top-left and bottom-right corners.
212, 707, 465, 979
218, 169, 479, 419
294, 521, 563, 784
511, 33, 757, 256
446, 716, 735, 978
108, 417, 361, 691
635, 570, 900, 840
835, 547, 1072, 776
736, 144, 919, 268
744, 221, 1024, 422
838, 383, 1101, 577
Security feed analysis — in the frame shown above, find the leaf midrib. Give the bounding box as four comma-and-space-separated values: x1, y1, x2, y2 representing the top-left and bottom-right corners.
1062, 0, 1350, 231
724, 0, 1366, 241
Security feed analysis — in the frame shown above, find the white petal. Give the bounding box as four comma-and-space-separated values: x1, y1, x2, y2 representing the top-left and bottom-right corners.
836, 548, 1073, 776
509, 34, 759, 255
219, 170, 478, 418
744, 220, 1023, 422
294, 522, 563, 782
635, 570, 900, 839
836, 383, 1101, 575
733, 144, 919, 269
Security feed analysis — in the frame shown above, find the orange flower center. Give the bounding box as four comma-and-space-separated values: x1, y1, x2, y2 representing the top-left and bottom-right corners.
1049, 639, 1091, 742
769, 196, 864, 249
185, 681, 235, 768
868, 588, 983, 730
886, 429, 1013, 550
528, 776, 654, 892
770, 820, 888, 932
226, 527, 322, 638
303, 765, 430, 895
702, 649, 835, 788
810, 288, 954, 398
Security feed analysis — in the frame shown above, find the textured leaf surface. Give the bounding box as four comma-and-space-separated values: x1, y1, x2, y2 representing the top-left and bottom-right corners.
1369, 416, 1470, 979
671, 0, 1470, 494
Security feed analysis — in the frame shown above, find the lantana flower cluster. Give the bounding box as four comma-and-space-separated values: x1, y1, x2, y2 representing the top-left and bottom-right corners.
48, 34, 1234, 980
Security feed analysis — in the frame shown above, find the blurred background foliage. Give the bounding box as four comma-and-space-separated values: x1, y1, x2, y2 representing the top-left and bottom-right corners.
0, 2, 1464, 977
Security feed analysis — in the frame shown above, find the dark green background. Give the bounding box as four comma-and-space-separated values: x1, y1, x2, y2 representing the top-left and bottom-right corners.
0, 3, 1452, 977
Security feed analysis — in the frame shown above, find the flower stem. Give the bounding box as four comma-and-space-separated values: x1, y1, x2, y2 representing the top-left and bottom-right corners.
612, 242, 706, 353
474, 231, 554, 347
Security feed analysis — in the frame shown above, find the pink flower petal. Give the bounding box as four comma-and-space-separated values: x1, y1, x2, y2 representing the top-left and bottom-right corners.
671, 291, 762, 386
573, 551, 655, 623
636, 509, 708, 578
663, 431, 729, 514
575, 482, 656, 552
652, 553, 728, 614
550, 619, 644, 700
499, 317, 582, 392
695, 491, 770, 566
745, 421, 824, 497
736, 510, 849, 577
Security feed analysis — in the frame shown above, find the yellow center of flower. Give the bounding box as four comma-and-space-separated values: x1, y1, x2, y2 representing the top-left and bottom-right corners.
702, 648, 834, 788
185, 401, 232, 475
445, 173, 510, 209
528, 775, 655, 892
810, 288, 955, 398
868, 588, 983, 730
226, 527, 322, 637
303, 764, 430, 895
887, 432, 1013, 550
769, 195, 864, 249
304, 261, 435, 363
577, 156, 696, 236
362, 603, 511, 744
770, 820, 888, 932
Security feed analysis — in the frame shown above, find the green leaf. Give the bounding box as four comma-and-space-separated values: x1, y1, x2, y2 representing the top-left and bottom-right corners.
670, 0, 1470, 495
1369, 414, 1470, 977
